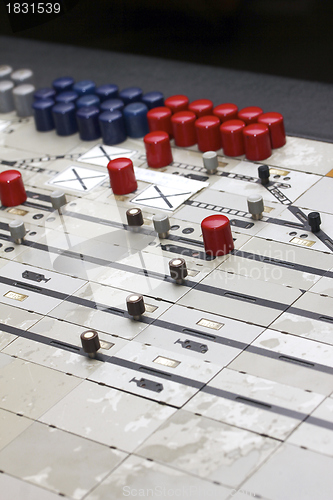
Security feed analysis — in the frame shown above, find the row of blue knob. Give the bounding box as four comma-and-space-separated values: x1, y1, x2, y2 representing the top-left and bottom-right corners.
33, 77, 164, 142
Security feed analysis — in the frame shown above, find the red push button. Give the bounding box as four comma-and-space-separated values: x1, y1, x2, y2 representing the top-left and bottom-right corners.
213, 103, 238, 122
164, 95, 189, 113
147, 106, 173, 137
144, 131, 173, 168
171, 111, 197, 147
220, 119, 246, 157
238, 106, 263, 125
188, 99, 214, 118
201, 214, 234, 256
107, 158, 137, 195
258, 112, 286, 148
243, 123, 272, 161
0, 170, 27, 207
195, 115, 221, 152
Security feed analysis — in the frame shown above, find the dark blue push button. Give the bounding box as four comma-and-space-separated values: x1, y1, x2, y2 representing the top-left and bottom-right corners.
99, 110, 126, 145
52, 77, 75, 93
52, 102, 78, 136
123, 102, 149, 138
142, 91, 164, 109
76, 95, 100, 109
73, 80, 96, 96
55, 91, 79, 104
96, 84, 119, 102
100, 98, 124, 113
76, 106, 101, 141
32, 98, 55, 132
34, 88, 56, 101
119, 87, 143, 105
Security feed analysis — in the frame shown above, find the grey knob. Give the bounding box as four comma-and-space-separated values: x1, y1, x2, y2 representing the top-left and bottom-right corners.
247, 195, 265, 220
50, 190, 67, 212
203, 151, 218, 174
153, 214, 170, 238
0, 81, 15, 113
9, 219, 26, 243
13, 84, 35, 117
0, 65, 13, 81
11, 69, 34, 86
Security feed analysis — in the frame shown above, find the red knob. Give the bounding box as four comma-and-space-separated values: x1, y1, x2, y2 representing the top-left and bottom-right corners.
213, 103, 238, 122
147, 106, 173, 137
171, 111, 197, 147
243, 123, 272, 161
0, 170, 27, 207
220, 119, 246, 157
107, 158, 137, 195
258, 112, 286, 148
188, 99, 214, 118
144, 131, 173, 168
164, 94, 189, 113
195, 115, 221, 152
201, 214, 234, 256
238, 106, 263, 125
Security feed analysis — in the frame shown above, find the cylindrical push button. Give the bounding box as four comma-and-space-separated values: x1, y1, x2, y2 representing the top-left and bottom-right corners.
100, 98, 124, 113
142, 91, 164, 109
258, 112, 286, 149
214, 103, 238, 122
189, 99, 214, 118
96, 84, 118, 102
72, 80, 96, 96
153, 214, 170, 238
124, 102, 149, 138
126, 294, 145, 320
76, 95, 100, 109
195, 115, 221, 152
0, 81, 15, 113
107, 158, 137, 195
144, 131, 173, 168
76, 106, 101, 141
169, 258, 188, 284
238, 106, 263, 125
32, 99, 55, 132
0, 170, 27, 207
119, 87, 143, 105
243, 124, 272, 161
50, 190, 67, 212
126, 208, 144, 227
34, 88, 56, 101
55, 91, 79, 105
11, 69, 34, 85
9, 219, 26, 244
247, 195, 265, 220
220, 120, 246, 157
52, 76, 75, 93
13, 84, 35, 117
203, 151, 218, 174
171, 111, 196, 147
147, 107, 173, 137
201, 214, 234, 256
80, 330, 100, 357
99, 110, 127, 145
0, 65, 13, 81
52, 102, 78, 136
164, 94, 189, 113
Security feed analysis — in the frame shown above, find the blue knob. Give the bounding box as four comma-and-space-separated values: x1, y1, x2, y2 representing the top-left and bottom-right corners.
100, 98, 124, 113
123, 102, 149, 138
52, 77, 75, 93
55, 90, 79, 104
119, 87, 143, 105
52, 102, 78, 136
73, 80, 96, 96
34, 87, 56, 101
142, 91, 164, 109
96, 84, 119, 102
99, 110, 127, 145
32, 98, 55, 132
76, 94, 100, 109
76, 106, 101, 141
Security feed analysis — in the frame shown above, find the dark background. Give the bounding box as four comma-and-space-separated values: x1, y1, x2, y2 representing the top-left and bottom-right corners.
1, 0, 333, 84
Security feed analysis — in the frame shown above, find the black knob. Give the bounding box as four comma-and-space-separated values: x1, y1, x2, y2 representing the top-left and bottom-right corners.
169, 258, 188, 283
126, 294, 145, 319
258, 165, 270, 185
126, 207, 144, 226
308, 212, 321, 233
80, 330, 100, 357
